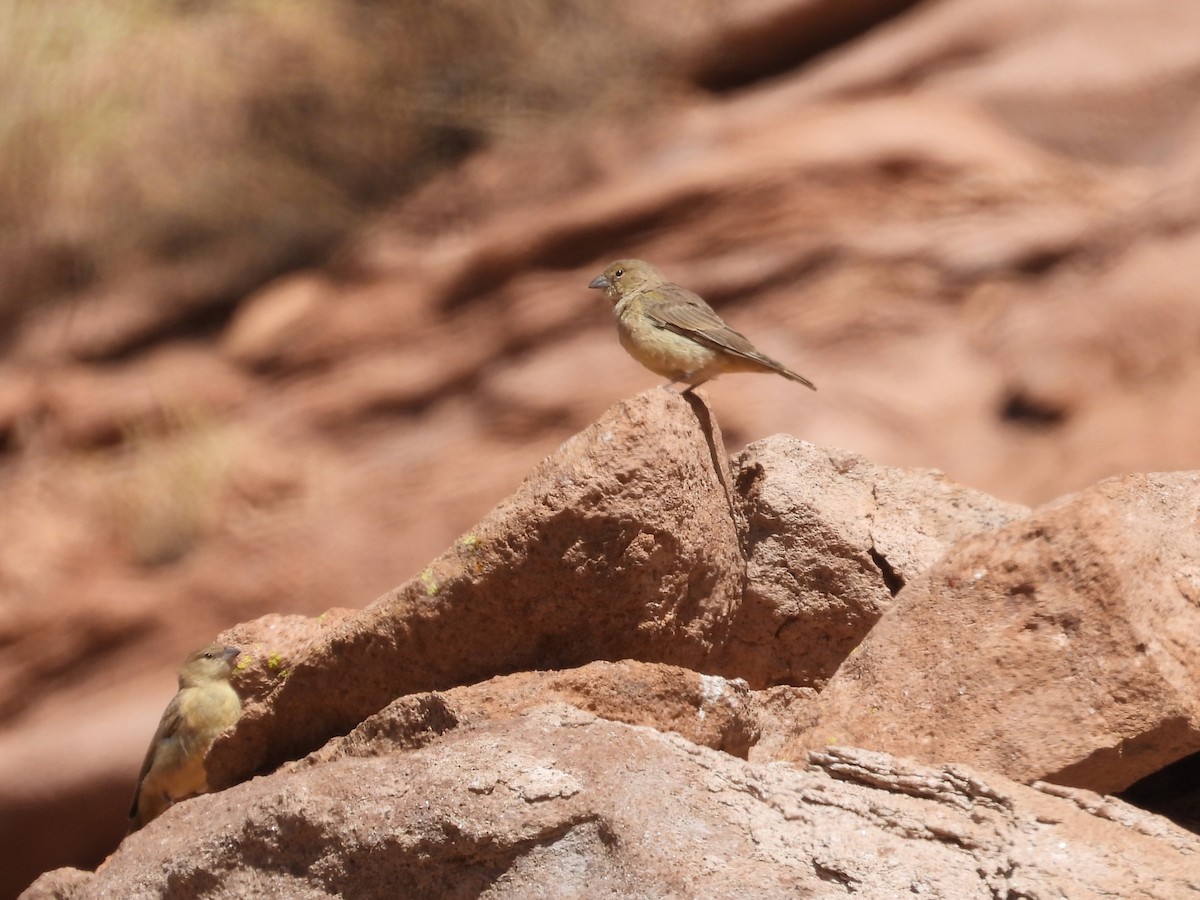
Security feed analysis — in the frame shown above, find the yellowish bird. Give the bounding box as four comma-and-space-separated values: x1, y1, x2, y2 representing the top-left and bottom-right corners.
589, 258, 816, 392
128, 644, 242, 832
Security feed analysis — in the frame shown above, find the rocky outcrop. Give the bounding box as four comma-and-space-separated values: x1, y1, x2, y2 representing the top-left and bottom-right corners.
203, 390, 1021, 789
785, 471, 1200, 795
729, 435, 1024, 685
27, 705, 1200, 899
24, 390, 1200, 897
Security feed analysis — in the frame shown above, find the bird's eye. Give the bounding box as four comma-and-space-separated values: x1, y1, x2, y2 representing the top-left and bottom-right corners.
614, 268, 624, 278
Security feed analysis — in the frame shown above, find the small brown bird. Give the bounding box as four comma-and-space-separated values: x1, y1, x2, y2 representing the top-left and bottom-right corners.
589, 259, 816, 391
128, 644, 242, 832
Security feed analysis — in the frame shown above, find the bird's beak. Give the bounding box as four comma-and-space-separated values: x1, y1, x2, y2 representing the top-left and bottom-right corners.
588, 274, 609, 290
220, 646, 241, 665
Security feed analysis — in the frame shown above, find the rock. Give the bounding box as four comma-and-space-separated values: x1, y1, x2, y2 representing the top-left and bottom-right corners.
221, 273, 338, 369
724, 436, 1027, 685
984, 231, 1200, 421
10, 425, 1198, 899
789, 472, 1200, 794
35, 345, 250, 450
24, 706, 1200, 899
221, 612, 358, 704
790, 0, 1200, 166
687, 0, 919, 91
207, 388, 748, 786
20, 867, 90, 900
301, 660, 760, 766
15, 244, 288, 364
206, 392, 1017, 790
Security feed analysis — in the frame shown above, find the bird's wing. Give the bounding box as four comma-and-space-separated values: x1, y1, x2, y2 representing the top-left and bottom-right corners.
129, 695, 185, 818
642, 283, 764, 360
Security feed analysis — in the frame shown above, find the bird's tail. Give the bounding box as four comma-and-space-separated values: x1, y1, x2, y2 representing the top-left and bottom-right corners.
779, 366, 817, 391
757, 354, 816, 391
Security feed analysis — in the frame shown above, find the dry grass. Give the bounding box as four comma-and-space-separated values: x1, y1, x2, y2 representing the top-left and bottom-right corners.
0, 0, 683, 331
102, 408, 233, 567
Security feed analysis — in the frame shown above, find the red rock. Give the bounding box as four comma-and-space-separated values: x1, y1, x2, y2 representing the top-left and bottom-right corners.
206, 388, 748, 786
199, 390, 1017, 792
790, 472, 1200, 794
727, 436, 1026, 686
34, 345, 250, 450
24, 707, 1200, 899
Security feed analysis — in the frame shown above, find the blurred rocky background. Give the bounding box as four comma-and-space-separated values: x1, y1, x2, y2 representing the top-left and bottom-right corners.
4, 0, 1200, 895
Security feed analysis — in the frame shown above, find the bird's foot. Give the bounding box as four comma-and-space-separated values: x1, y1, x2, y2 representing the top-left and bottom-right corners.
662, 375, 705, 394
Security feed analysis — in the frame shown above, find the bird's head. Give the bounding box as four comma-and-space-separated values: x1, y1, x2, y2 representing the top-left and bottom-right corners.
178, 644, 241, 687
588, 258, 663, 304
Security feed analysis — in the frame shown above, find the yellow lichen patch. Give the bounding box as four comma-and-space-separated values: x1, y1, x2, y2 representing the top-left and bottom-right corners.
102, 408, 233, 567
421, 568, 440, 596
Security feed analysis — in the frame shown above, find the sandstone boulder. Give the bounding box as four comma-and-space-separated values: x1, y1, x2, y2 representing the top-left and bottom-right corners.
208, 387, 747, 785
25, 705, 1200, 899
789, 472, 1200, 794
207, 390, 1020, 790
726, 436, 1025, 685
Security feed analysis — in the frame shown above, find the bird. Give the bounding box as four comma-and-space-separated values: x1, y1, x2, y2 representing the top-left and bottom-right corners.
128, 644, 242, 832
588, 258, 816, 392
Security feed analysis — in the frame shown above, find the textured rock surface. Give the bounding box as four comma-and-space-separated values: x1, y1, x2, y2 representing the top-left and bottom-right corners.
206, 388, 746, 784
729, 436, 1026, 685
24, 390, 1193, 897
17, 392, 1200, 896
24, 706, 1200, 899
203, 390, 1019, 791
790, 472, 1200, 794
16, 420, 1200, 897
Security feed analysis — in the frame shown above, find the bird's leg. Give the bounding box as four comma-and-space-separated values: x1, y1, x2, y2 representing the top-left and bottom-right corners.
666, 371, 709, 394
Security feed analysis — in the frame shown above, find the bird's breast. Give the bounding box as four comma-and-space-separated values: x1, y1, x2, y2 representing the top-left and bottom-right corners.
614, 295, 718, 380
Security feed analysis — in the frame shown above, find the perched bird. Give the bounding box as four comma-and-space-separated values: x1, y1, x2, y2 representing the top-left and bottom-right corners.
128, 644, 242, 832
589, 259, 816, 391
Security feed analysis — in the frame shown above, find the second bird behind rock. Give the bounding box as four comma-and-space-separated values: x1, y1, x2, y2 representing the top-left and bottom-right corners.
128, 644, 242, 832
589, 258, 816, 392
